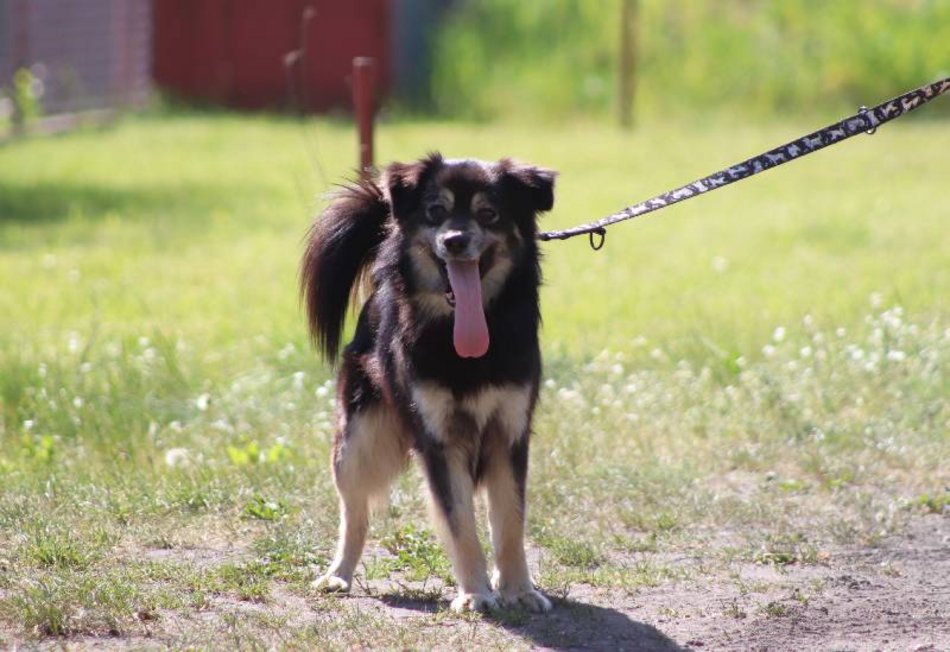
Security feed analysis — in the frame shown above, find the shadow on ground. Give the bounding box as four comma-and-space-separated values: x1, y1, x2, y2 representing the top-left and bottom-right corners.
380, 593, 685, 651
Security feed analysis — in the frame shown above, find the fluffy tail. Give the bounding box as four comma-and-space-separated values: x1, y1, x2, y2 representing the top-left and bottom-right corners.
300, 178, 389, 361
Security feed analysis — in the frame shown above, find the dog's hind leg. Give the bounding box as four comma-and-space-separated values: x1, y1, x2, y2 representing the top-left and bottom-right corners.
314, 406, 408, 593
482, 427, 552, 613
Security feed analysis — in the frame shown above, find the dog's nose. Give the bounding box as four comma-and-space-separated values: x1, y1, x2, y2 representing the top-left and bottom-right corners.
443, 231, 470, 255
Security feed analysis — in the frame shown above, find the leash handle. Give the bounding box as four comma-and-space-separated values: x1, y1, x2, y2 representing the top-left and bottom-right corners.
539, 77, 950, 244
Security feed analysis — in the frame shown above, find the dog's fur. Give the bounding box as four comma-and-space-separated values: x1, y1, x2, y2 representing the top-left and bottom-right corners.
301, 153, 556, 613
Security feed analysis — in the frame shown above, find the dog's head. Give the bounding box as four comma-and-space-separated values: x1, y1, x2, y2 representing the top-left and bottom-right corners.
382, 153, 556, 358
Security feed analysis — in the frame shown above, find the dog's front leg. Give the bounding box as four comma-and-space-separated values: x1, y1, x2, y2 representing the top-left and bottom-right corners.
419, 443, 496, 613
483, 433, 552, 613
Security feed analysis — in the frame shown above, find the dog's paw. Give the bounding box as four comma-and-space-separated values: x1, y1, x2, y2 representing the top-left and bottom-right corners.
451, 592, 498, 614
498, 587, 553, 613
311, 574, 351, 593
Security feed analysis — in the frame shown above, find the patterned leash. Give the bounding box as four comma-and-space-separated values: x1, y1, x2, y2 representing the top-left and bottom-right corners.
539, 77, 950, 249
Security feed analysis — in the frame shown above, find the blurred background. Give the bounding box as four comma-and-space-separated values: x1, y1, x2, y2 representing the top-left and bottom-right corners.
1, 0, 948, 131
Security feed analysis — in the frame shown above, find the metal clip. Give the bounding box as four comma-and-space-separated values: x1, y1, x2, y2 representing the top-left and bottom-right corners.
589, 228, 606, 251
859, 106, 876, 135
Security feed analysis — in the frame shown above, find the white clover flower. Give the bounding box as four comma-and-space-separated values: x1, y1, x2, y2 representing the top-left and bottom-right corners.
869, 292, 883, 309
164, 447, 189, 467
72, 396, 84, 409
315, 385, 330, 398
886, 350, 906, 362
292, 371, 306, 390
23, 419, 35, 431
773, 327, 786, 343
836, 327, 847, 338
800, 346, 812, 358
544, 378, 557, 390
278, 343, 296, 361
195, 393, 211, 411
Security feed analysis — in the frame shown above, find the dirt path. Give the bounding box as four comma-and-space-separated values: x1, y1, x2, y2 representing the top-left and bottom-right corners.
350, 514, 949, 650
522, 514, 949, 650
4, 515, 946, 649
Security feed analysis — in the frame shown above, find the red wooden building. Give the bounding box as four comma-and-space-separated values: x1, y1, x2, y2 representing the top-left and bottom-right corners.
152, 0, 392, 112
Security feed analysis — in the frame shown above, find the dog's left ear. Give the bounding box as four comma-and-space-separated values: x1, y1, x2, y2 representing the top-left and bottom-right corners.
500, 160, 557, 213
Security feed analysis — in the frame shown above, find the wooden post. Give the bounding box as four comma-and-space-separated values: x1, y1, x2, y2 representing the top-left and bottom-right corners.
353, 57, 375, 174
618, 0, 638, 129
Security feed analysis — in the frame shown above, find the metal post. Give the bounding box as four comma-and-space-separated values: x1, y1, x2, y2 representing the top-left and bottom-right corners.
352, 57, 375, 174
618, 0, 638, 129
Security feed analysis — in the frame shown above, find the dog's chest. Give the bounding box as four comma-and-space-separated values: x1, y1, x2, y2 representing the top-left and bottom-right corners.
410, 382, 532, 443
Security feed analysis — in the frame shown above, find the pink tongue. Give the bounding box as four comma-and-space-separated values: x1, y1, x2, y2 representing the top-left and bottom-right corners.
446, 260, 489, 358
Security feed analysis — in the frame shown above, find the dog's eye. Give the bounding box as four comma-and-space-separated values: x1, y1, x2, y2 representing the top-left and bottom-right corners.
426, 204, 448, 223
476, 207, 499, 225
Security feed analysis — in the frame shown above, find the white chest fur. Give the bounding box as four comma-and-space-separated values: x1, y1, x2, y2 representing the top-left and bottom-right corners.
411, 382, 532, 445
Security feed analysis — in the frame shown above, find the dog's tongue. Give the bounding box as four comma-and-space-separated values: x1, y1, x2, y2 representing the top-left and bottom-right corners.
446, 260, 489, 358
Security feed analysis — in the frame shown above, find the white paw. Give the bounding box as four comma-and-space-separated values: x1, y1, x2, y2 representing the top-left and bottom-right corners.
311, 574, 351, 593
451, 592, 499, 613
498, 587, 553, 613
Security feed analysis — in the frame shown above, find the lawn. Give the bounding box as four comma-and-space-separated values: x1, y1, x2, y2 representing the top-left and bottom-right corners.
0, 110, 947, 648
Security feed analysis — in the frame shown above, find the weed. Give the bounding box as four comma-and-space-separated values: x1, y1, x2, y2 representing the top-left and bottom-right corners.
722, 599, 747, 619
379, 524, 454, 585
760, 601, 792, 618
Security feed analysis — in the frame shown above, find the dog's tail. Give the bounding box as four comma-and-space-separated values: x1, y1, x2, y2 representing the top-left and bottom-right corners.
300, 178, 389, 361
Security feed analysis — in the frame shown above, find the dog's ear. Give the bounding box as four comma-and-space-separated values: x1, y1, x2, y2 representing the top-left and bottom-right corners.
384, 153, 443, 218
500, 160, 557, 213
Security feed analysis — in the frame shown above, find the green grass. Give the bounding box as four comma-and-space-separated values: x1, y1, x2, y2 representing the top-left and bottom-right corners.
0, 110, 947, 646
431, 0, 950, 120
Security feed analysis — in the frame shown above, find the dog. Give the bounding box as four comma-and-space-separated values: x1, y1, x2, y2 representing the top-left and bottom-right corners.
300, 153, 556, 613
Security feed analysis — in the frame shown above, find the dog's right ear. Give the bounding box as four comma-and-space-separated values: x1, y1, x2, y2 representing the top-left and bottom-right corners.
384, 153, 443, 218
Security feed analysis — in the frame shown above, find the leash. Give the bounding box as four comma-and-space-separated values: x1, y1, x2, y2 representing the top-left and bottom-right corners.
538, 77, 950, 249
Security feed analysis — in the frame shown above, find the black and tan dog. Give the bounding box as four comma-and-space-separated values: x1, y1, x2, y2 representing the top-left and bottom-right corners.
301, 153, 555, 612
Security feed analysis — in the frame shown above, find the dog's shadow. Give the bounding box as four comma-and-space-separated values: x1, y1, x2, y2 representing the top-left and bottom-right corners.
379, 593, 686, 651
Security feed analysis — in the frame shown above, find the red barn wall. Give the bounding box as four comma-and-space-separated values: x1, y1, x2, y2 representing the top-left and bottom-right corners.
152, 0, 390, 112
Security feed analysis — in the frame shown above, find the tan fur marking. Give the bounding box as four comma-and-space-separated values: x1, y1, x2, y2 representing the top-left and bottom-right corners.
482, 439, 551, 612
439, 187, 455, 209
411, 383, 455, 440
426, 449, 494, 609
319, 406, 409, 589
412, 383, 532, 443
470, 191, 493, 213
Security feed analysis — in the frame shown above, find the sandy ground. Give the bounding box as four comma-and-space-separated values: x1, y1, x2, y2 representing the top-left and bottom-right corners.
355, 513, 949, 651
4, 514, 946, 650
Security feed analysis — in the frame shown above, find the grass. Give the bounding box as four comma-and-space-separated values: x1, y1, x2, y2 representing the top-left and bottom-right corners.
0, 109, 947, 646
430, 0, 950, 120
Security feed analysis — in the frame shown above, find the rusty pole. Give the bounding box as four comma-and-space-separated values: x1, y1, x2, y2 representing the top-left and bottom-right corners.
352, 57, 375, 174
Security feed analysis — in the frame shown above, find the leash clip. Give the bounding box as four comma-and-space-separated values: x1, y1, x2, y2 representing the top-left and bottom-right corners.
859, 106, 876, 135
589, 228, 606, 251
